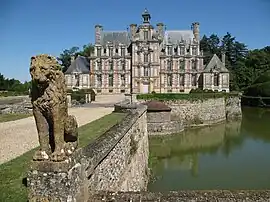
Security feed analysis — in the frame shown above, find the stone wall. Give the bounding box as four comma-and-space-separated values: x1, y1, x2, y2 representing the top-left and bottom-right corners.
27, 104, 149, 201
165, 98, 227, 125
139, 96, 242, 126
90, 190, 270, 202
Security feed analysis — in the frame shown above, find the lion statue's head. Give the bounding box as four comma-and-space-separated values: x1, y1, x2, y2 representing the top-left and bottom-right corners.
30, 54, 62, 85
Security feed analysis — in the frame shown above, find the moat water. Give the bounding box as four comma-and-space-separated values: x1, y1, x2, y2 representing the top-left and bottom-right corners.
148, 107, 270, 191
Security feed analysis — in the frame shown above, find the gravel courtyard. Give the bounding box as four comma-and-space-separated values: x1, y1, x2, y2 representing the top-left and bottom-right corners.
0, 93, 126, 164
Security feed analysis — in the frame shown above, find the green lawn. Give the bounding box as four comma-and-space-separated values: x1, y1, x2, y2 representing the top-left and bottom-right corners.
0, 112, 126, 202
0, 114, 32, 123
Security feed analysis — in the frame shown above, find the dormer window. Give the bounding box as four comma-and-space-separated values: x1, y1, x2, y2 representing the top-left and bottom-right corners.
97, 48, 101, 57
144, 31, 148, 40
109, 48, 113, 57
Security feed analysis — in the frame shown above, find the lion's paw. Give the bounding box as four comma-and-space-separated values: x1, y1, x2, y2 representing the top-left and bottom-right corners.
50, 149, 67, 162
33, 150, 50, 161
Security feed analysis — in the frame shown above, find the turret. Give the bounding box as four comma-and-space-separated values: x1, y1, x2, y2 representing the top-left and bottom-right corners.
142, 8, 151, 24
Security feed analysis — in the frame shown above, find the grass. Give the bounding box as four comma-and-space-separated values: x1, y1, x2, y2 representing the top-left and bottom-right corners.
0, 114, 32, 123
0, 112, 126, 202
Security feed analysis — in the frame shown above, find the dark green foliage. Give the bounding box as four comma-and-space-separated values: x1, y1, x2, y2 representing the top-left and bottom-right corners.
70, 88, 96, 103
137, 93, 239, 101
0, 73, 31, 96
57, 44, 94, 73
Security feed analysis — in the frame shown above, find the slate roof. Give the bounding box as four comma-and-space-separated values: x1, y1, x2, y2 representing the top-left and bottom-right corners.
65, 55, 90, 74
204, 54, 229, 73
163, 30, 194, 45
101, 31, 130, 46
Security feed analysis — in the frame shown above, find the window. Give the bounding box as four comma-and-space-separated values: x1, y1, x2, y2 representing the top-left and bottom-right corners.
214, 73, 219, 86
192, 74, 197, 86
144, 67, 149, 76
109, 48, 113, 57
144, 54, 148, 63
122, 61, 125, 70
115, 48, 118, 54
144, 31, 148, 40
179, 74, 185, 86
109, 74, 113, 87
109, 61, 113, 71
167, 74, 172, 87
192, 60, 197, 70
179, 60, 185, 70
97, 61, 102, 71
167, 60, 172, 71
174, 47, 178, 55
97, 75, 102, 86
192, 47, 197, 55
103, 48, 107, 54
180, 46, 185, 55
97, 48, 101, 57
121, 48, 125, 56
167, 46, 172, 55
121, 74, 125, 86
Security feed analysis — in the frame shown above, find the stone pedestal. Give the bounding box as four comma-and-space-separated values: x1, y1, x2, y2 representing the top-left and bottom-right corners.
27, 156, 87, 202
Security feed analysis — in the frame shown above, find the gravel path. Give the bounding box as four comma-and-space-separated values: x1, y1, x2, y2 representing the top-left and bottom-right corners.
0, 107, 113, 164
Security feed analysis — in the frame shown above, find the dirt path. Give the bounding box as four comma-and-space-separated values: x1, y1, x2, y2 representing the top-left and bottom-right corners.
0, 107, 113, 164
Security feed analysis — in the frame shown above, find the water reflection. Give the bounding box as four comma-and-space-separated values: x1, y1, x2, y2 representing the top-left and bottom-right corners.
148, 107, 270, 191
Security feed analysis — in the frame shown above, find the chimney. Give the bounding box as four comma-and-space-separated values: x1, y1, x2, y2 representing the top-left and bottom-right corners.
156, 23, 164, 39
129, 24, 137, 41
222, 52, 226, 66
95, 24, 103, 45
192, 22, 200, 42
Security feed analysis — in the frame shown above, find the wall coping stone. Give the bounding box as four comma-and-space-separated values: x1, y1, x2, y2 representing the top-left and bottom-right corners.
89, 190, 270, 202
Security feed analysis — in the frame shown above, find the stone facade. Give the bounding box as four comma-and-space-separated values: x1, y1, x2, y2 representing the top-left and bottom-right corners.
27, 104, 149, 201
89, 9, 230, 94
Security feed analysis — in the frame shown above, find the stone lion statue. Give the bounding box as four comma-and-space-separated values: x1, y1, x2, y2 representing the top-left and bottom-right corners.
30, 54, 78, 162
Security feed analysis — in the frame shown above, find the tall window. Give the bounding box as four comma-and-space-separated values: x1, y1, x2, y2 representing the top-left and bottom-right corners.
144, 31, 148, 40
192, 60, 197, 70
122, 61, 125, 70
167, 74, 172, 87
109, 74, 113, 87
214, 73, 219, 86
109, 61, 113, 71
192, 74, 197, 86
97, 75, 102, 86
97, 48, 101, 57
167, 60, 172, 71
180, 46, 185, 55
109, 48, 113, 57
144, 67, 149, 76
121, 48, 125, 56
179, 74, 185, 86
97, 61, 102, 71
144, 54, 148, 63
121, 74, 125, 86
167, 46, 172, 55
192, 47, 197, 55
179, 60, 185, 70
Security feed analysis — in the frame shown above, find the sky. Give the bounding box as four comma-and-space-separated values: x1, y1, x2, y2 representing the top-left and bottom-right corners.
0, 0, 269, 82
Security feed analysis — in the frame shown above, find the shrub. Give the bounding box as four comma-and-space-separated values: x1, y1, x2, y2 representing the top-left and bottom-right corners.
71, 90, 85, 104
137, 92, 239, 101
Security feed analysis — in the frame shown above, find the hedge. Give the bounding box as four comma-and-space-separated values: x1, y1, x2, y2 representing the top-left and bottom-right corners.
137, 92, 239, 101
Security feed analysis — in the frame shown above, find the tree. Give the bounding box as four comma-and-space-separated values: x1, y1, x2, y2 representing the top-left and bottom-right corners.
57, 46, 80, 73
77, 43, 94, 57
